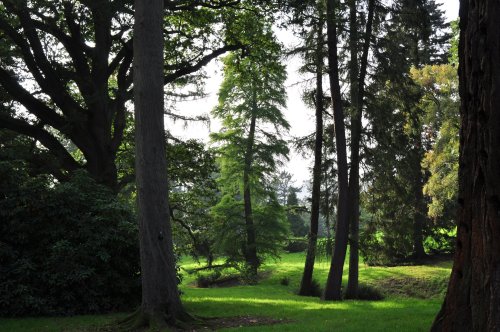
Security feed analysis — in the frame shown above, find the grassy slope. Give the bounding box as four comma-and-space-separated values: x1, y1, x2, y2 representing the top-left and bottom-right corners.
0, 253, 451, 331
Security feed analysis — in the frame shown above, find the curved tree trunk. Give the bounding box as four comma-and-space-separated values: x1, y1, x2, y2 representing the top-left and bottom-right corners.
323, 0, 350, 301
132, 0, 187, 328
432, 0, 500, 330
299, 6, 324, 296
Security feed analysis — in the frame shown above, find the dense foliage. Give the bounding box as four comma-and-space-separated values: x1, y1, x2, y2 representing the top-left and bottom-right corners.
0, 164, 139, 316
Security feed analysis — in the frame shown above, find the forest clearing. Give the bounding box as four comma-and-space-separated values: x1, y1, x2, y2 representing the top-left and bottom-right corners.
1, 253, 450, 331
1, 0, 499, 330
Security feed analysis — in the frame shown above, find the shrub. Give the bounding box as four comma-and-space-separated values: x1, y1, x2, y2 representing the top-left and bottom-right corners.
280, 276, 290, 286
297, 278, 323, 297
345, 284, 384, 301
0, 165, 140, 316
196, 271, 222, 288
284, 237, 308, 253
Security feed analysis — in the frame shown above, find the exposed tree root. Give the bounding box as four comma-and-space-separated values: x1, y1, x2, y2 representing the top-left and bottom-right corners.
102, 308, 201, 332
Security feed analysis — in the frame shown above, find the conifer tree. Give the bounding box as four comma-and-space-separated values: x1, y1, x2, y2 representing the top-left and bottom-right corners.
211, 16, 290, 282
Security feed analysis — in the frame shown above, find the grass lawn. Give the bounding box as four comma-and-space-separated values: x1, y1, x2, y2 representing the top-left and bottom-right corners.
0, 252, 451, 331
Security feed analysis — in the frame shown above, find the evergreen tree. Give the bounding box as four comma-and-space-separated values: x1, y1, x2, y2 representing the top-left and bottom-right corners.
286, 189, 308, 237
211, 17, 290, 282
362, 0, 450, 263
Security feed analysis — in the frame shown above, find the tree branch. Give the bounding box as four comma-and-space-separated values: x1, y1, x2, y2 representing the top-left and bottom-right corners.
164, 44, 241, 83
0, 67, 67, 131
164, 0, 241, 11
0, 113, 81, 173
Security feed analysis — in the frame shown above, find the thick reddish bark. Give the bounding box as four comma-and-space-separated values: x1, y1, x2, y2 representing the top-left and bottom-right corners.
134, 0, 185, 325
432, 0, 500, 330
323, 0, 350, 301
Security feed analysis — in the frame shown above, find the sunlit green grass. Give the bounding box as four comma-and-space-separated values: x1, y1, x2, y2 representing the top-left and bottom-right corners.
0, 252, 451, 331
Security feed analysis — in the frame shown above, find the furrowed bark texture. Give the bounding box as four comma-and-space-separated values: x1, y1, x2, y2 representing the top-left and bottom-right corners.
323, 0, 350, 301
134, 0, 185, 324
432, 0, 500, 330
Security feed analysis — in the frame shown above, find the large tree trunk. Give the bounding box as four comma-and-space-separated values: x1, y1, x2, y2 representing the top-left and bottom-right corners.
243, 111, 259, 282
432, 0, 500, 330
323, 0, 350, 301
346, 0, 375, 299
299, 8, 324, 296
131, 0, 186, 328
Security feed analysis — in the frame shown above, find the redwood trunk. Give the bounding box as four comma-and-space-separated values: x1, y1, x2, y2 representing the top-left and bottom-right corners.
323, 0, 350, 301
134, 0, 185, 324
432, 0, 500, 330
299, 9, 324, 296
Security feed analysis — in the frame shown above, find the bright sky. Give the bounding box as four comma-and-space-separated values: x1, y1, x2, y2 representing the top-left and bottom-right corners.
169, 0, 460, 189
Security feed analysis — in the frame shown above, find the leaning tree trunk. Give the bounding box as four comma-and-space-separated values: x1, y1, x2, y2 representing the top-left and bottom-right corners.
432, 0, 500, 330
323, 0, 350, 301
299, 7, 325, 296
346, 0, 375, 299
131, 0, 187, 328
243, 111, 259, 282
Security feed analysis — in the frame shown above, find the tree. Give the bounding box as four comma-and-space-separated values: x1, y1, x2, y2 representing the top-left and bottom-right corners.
345, 0, 375, 299
211, 17, 290, 281
130, 0, 186, 328
168, 140, 219, 265
414, 64, 459, 252
0, 0, 241, 191
298, 0, 326, 296
431, 0, 500, 329
286, 189, 308, 237
362, 0, 450, 263
323, 0, 350, 301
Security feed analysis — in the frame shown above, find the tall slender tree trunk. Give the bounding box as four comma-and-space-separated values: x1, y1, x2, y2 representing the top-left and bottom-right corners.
412, 151, 427, 259
409, 30, 427, 261
432, 0, 500, 330
299, 7, 325, 296
324, 172, 333, 253
132, 0, 186, 327
346, 0, 375, 299
243, 111, 258, 282
323, 0, 350, 301
345, 0, 360, 299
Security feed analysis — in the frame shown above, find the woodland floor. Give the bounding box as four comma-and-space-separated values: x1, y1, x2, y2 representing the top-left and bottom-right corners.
0, 252, 452, 332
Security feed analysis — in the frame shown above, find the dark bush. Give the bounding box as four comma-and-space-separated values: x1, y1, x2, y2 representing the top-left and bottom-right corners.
297, 278, 323, 297
0, 164, 140, 316
280, 276, 290, 286
284, 237, 308, 253
344, 284, 384, 301
196, 271, 222, 288
309, 279, 323, 297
